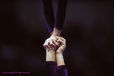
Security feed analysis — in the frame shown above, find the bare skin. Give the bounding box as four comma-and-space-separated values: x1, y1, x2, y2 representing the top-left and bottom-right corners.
43, 36, 66, 66
52, 27, 62, 36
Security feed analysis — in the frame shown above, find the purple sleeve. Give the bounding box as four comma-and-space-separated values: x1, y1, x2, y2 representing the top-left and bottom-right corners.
41, 0, 55, 33
46, 61, 57, 76
46, 62, 68, 76
42, 0, 67, 33
57, 65, 68, 76
55, 0, 67, 30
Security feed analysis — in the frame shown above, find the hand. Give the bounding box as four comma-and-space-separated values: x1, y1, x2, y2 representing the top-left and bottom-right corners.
43, 36, 66, 66
54, 36, 66, 66
43, 36, 66, 53
43, 35, 60, 62
55, 36, 66, 54
43, 35, 60, 51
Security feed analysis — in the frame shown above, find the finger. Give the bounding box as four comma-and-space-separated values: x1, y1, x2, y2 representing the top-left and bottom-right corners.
43, 41, 48, 47
57, 38, 66, 46
56, 37, 66, 46
48, 40, 57, 50
43, 38, 50, 46
58, 37, 65, 42
52, 40, 58, 48
49, 43, 56, 50
53, 39, 60, 48
43, 39, 52, 50
48, 36, 60, 48
52, 40, 61, 49
44, 45, 50, 52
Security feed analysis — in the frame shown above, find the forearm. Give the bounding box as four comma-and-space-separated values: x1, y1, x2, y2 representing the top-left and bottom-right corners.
46, 50, 56, 62
56, 53, 68, 76
56, 52, 65, 66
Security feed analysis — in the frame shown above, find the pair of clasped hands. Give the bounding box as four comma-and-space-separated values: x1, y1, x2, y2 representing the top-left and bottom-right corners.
43, 28, 66, 66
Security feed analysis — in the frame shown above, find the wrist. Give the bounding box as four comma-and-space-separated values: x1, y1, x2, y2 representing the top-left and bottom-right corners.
56, 51, 63, 55
56, 52, 65, 66
52, 27, 61, 36
56, 52, 63, 58
46, 50, 56, 62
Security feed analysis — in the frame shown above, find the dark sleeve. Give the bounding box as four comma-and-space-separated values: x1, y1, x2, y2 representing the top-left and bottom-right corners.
57, 65, 68, 76
46, 61, 57, 76
55, 0, 68, 30
41, 0, 68, 33
41, 0, 55, 33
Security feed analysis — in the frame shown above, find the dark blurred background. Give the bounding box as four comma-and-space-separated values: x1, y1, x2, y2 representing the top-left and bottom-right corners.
0, 0, 114, 76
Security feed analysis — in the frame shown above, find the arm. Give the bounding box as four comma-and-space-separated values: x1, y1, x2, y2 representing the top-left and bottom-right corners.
52, 0, 68, 36
42, 0, 67, 35
55, 37, 66, 66
43, 38, 57, 76
41, 0, 55, 33
43, 36, 68, 76
56, 52, 68, 76
44, 39, 56, 62
54, 0, 67, 31
46, 36, 68, 76
55, 37, 68, 76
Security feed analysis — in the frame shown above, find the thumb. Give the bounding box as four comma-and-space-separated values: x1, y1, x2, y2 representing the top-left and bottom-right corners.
56, 40, 66, 53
